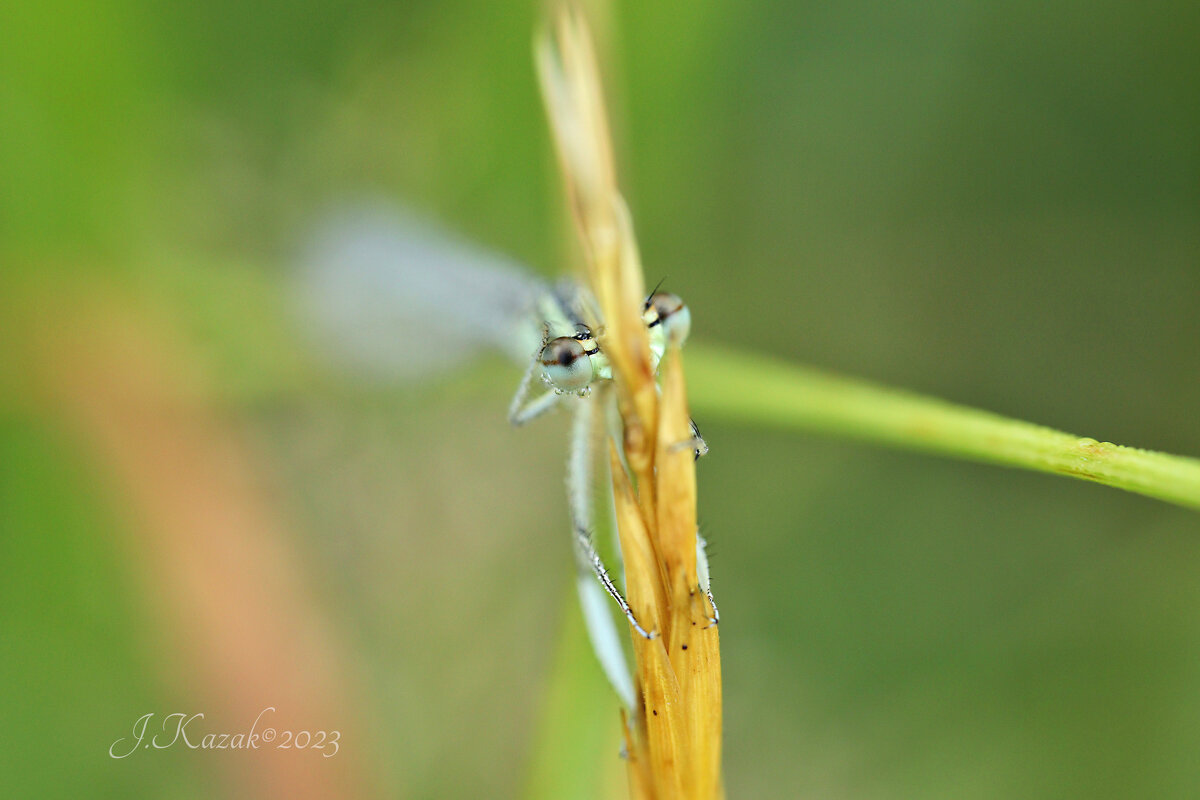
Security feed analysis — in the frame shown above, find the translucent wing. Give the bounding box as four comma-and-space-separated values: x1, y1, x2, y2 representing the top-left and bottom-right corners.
295, 203, 547, 381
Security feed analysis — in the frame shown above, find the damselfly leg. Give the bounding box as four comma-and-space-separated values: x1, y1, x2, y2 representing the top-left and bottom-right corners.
508, 326, 564, 427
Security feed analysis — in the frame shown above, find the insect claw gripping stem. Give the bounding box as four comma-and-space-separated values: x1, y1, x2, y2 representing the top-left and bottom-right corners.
701, 587, 720, 629
690, 417, 710, 459
666, 417, 709, 460
696, 532, 719, 628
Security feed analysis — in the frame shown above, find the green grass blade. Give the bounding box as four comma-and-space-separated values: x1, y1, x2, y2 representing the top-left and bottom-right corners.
523, 589, 628, 800
688, 343, 1200, 511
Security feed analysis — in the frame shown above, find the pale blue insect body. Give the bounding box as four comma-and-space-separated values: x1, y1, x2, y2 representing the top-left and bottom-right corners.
296, 207, 713, 709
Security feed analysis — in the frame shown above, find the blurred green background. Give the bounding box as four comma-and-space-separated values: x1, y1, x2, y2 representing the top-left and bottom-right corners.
3, 0, 1199, 797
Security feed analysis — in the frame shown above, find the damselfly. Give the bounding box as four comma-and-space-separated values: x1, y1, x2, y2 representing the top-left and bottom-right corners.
297, 205, 717, 705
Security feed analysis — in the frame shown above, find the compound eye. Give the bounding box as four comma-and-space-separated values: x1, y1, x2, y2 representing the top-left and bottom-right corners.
540, 336, 594, 392
646, 292, 691, 345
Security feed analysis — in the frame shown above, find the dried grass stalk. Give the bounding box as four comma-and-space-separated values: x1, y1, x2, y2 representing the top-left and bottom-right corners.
536, 6, 723, 799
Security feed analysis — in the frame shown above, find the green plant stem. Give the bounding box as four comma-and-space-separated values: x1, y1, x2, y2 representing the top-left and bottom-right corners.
688, 343, 1200, 512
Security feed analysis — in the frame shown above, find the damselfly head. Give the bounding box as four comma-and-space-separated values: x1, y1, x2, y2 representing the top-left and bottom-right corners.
643, 292, 692, 346
541, 335, 598, 393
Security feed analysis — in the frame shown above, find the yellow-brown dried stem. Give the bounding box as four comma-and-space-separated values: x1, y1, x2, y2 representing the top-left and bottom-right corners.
537, 5, 723, 799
